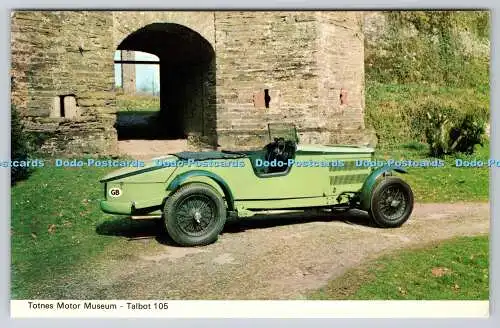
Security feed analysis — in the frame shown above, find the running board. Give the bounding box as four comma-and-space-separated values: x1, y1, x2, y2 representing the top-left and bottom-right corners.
131, 215, 162, 220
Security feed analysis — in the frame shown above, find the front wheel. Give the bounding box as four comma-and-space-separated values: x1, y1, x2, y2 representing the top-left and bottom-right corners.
163, 183, 227, 246
369, 176, 414, 228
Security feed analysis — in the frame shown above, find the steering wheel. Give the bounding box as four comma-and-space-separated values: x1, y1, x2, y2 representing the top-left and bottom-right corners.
265, 137, 287, 163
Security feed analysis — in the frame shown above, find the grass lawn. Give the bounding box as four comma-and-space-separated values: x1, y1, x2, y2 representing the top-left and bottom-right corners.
10, 164, 118, 299
374, 141, 490, 203
116, 93, 160, 113
308, 235, 489, 300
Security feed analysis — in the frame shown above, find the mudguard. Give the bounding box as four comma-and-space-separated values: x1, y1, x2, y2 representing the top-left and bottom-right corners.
359, 165, 408, 211
166, 170, 235, 211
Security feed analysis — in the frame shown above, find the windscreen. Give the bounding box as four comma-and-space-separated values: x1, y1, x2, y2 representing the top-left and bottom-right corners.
267, 123, 299, 143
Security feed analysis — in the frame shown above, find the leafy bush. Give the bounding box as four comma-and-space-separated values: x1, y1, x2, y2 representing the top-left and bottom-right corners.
418, 101, 486, 157
424, 109, 454, 157
410, 100, 459, 143
11, 105, 31, 184
449, 113, 485, 154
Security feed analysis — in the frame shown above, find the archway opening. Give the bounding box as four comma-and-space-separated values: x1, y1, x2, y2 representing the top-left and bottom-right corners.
114, 50, 160, 140
114, 23, 216, 155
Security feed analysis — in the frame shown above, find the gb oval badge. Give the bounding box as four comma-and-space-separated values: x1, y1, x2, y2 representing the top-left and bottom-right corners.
109, 187, 122, 198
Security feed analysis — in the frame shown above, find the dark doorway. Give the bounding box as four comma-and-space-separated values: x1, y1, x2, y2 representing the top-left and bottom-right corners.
115, 23, 217, 145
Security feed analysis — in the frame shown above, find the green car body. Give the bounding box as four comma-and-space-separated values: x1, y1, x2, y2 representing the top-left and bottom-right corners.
99, 125, 414, 246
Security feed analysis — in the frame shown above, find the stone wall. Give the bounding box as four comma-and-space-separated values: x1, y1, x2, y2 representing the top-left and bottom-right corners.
314, 12, 365, 145
11, 11, 367, 154
215, 11, 366, 148
11, 11, 117, 155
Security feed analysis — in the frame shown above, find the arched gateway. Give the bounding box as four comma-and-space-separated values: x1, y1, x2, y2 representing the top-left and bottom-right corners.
10, 11, 367, 155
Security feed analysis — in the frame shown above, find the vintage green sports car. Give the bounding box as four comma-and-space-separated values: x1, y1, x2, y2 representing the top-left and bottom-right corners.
100, 124, 414, 246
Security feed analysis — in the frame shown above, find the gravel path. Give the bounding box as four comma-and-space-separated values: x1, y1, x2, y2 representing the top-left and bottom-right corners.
117, 139, 189, 159
60, 202, 489, 300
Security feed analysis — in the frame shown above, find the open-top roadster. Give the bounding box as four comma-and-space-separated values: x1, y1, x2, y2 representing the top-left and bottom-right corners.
100, 124, 414, 246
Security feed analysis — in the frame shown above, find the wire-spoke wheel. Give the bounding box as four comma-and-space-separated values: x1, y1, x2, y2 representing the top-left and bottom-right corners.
164, 183, 226, 246
369, 176, 414, 228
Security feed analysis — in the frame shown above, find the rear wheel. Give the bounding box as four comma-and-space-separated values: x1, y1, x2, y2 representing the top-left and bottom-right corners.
163, 183, 227, 246
369, 176, 414, 228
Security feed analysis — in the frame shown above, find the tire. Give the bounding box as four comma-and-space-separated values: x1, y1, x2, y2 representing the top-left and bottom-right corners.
369, 176, 414, 228
163, 183, 227, 246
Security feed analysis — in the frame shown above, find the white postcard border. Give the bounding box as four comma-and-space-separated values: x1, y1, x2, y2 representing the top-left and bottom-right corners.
10, 300, 490, 318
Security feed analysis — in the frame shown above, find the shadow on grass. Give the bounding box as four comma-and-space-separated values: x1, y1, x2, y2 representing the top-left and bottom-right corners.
11, 170, 31, 186
95, 209, 374, 245
95, 217, 177, 246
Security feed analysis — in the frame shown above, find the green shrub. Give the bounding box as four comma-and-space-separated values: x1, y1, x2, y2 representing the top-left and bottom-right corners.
424, 109, 454, 157
410, 100, 459, 143
449, 113, 485, 154
418, 101, 486, 157
11, 105, 31, 184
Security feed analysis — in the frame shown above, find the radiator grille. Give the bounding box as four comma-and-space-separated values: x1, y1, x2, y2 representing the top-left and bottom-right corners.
330, 173, 368, 185
343, 160, 362, 170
